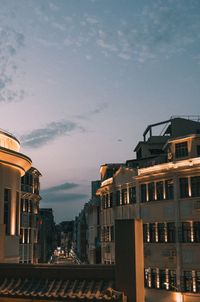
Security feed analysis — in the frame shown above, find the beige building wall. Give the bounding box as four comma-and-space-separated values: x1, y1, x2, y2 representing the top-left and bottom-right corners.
0, 130, 32, 263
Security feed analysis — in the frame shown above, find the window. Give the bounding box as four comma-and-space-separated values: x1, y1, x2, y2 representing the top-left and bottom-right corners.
184, 271, 193, 292
140, 184, 147, 202
168, 270, 176, 291
148, 182, 155, 201
110, 193, 113, 208
149, 223, 156, 243
105, 194, 109, 208
191, 176, 200, 197
181, 222, 191, 243
180, 178, 189, 198
16, 192, 19, 235
158, 223, 165, 243
197, 145, 200, 156
116, 190, 120, 206
159, 270, 166, 289
121, 188, 127, 205
151, 269, 157, 288
129, 186, 136, 203
167, 222, 176, 243
175, 142, 188, 158
156, 181, 164, 201
165, 179, 174, 200
143, 224, 148, 243
144, 269, 149, 287
196, 271, 200, 292
4, 189, 11, 235
111, 226, 114, 241
193, 222, 200, 243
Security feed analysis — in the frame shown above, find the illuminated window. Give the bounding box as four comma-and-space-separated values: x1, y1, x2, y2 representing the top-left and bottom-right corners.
179, 178, 189, 198
175, 142, 188, 158
121, 188, 127, 205
144, 269, 150, 287
143, 224, 149, 243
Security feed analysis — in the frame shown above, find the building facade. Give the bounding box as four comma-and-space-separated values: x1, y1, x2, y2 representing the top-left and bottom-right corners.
20, 167, 41, 263
0, 129, 32, 263
97, 117, 200, 302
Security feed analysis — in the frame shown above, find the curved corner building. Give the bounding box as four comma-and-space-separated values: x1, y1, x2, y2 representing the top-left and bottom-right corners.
0, 129, 32, 263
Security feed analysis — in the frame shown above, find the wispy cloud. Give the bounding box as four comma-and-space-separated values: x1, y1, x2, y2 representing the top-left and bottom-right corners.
41, 182, 88, 203
0, 26, 25, 102
75, 102, 108, 120
42, 182, 79, 194
21, 120, 84, 148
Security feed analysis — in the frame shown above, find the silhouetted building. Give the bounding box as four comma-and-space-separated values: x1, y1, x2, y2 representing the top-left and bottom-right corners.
87, 180, 101, 264
38, 208, 56, 263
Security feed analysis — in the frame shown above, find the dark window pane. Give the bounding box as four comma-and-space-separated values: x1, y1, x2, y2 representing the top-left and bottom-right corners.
159, 270, 166, 289
165, 179, 174, 200
167, 222, 176, 243
143, 224, 148, 243
180, 178, 189, 198
149, 223, 156, 243
148, 182, 155, 201
191, 176, 200, 197
175, 142, 188, 158
116, 190, 120, 206
168, 270, 176, 291
182, 222, 191, 243
151, 269, 157, 288
4, 189, 11, 235
129, 187, 136, 204
110, 193, 113, 207
194, 222, 200, 243
184, 271, 193, 292
197, 146, 200, 156
196, 271, 200, 292
156, 181, 164, 201
141, 184, 147, 202
158, 223, 165, 243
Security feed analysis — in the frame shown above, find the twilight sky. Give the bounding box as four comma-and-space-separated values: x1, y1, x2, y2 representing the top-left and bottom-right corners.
0, 0, 200, 222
